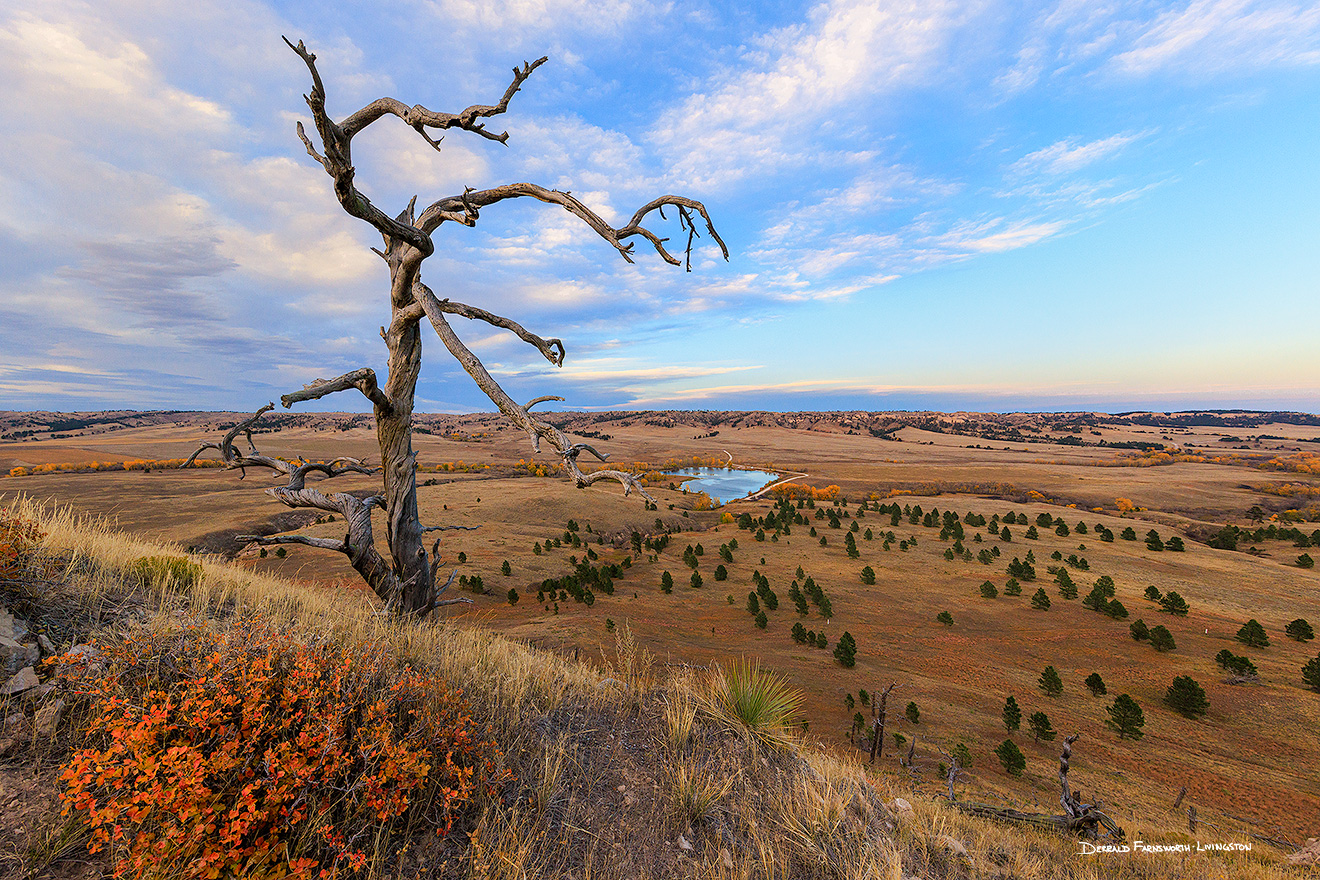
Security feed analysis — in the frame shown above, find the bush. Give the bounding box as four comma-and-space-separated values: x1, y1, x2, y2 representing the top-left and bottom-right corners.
1164, 675, 1210, 718
996, 739, 1026, 776
1236, 618, 1270, 648
57, 620, 506, 880
704, 661, 804, 746
937, 611, 954, 626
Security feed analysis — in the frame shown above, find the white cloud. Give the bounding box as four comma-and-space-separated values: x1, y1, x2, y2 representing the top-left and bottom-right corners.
1112, 0, 1320, 75
1011, 132, 1144, 176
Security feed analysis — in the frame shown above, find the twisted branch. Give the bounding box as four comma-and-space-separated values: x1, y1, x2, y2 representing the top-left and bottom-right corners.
281, 368, 393, 413
419, 284, 565, 366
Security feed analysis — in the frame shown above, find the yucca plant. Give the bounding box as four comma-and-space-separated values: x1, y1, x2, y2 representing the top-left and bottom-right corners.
701, 660, 804, 748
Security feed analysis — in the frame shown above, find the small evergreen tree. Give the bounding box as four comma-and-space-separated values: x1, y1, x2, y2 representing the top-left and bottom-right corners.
952, 742, 973, 769
1164, 675, 1209, 718
1038, 665, 1063, 697
1055, 569, 1078, 600
1002, 695, 1022, 731
1166, 536, 1185, 551
1144, 585, 1162, 602
507, 588, 519, 605
1148, 625, 1176, 652
1286, 618, 1315, 642
833, 631, 857, 667
1084, 672, 1107, 696
1120, 527, 1137, 541
1303, 654, 1320, 692
754, 610, 768, 629
714, 563, 728, 581
1106, 694, 1145, 739
1236, 619, 1270, 648
1159, 591, 1189, 615
996, 739, 1026, 776
1145, 529, 1164, 551
1031, 588, 1052, 610
906, 701, 920, 724
1025, 525, 1039, 540
1299, 553, 1315, 569
1056, 522, 1070, 537
747, 592, 760, 614
690, 571, 704, 589
791, 621, 808, 644
501, 559, 512, 576
1130, 618, 1149, 640
937, 610, 954, 626
980, 580, 998, 599
1105, 599, 1128, 620
661, 570, 674, 594
815, 632, 828, 649
860, 565, 876, 584
1028, 710, 1056, 742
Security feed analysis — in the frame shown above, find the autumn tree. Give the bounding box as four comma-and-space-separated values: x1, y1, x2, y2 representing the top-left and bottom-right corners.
185, 38, 725, 617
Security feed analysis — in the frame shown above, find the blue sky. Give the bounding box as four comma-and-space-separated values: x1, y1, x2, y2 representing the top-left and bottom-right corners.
1, 0, 1318, 414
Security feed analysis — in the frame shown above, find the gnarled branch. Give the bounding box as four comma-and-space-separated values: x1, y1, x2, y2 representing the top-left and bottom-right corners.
281, 368, 393, 413
416, 282, 565, 366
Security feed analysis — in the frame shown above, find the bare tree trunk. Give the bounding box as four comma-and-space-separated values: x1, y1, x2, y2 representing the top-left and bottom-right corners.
870, 683, 895, 764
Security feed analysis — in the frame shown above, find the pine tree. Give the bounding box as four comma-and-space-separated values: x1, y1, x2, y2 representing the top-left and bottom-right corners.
1038, 665, 1063, 697
690, 571, 703, 589
1144, 585, 1162, 602
754, 610, 768, 629
905, 701, 920, 724
1159, 591, 1189, 615
1031, 588, 1051, 611
747, 592, 760, 614
792, 621, 808, 644
1130, 618, 1149, 641
1148, 625, 1176, 652
661, 570, 674, 594
1145, 529, 1164, 551
1028, 710, 1057, 742
501, 559, 512, 576
1002, 696, 1022, 731
937, 610, 954, 626
1164, 675, 1209, 718
714, 564, 728, 581
1085, 672, 1107, 696
996, 739, 1026, 776
1236, 619, 1269, 648
815, 632, 828, 649
1303, 654, 1320, 692
507, 588, 519, 605
980, 580, 998, 599
1106, 694, 1145, 739
1286, 618, 1315, 642
1004, 577, 1021, 596
860, 565, 876, 585
833, 631, 857, 667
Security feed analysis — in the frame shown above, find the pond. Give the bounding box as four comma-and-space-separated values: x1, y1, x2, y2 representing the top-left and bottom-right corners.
667, 467, 781, 504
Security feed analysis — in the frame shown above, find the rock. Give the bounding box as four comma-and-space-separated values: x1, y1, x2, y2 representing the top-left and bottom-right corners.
0, 635, 40, 676
0, 607, 25, 641
65, 643, 103, 671
34, 698, 66, 739
37, 633, 56, 655
1, 666, 39, 696
1287, 837, 1320, 867
889, 797, 914, 818
677, 833, 693, 851
938, 834, 969, 860
719, 848, 734, 870
3, 712, 26, 734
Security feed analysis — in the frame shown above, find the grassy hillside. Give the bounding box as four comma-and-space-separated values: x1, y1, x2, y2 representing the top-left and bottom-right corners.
0, 496, 1306, 879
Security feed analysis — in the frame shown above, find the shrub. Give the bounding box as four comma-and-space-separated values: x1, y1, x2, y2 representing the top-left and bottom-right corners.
1236, 619, 1270, 648
1106, 694, 1145, 739
996, 739, 1026, 776
1084, 672, 1107, 696
1164, 675, 1210, 718
937, 611, 954, 626
57, 620, 505, 880
131, 555, 204, 590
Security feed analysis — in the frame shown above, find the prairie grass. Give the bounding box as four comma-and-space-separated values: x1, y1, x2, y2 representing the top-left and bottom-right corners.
0, 494, 1304, 880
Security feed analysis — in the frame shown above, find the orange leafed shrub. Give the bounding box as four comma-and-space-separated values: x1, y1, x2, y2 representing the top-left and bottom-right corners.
58, 619, 508, 880
771, 483, 841, 501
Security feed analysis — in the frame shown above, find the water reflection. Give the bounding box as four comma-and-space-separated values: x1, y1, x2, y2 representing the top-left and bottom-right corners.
667, 467, 780, 503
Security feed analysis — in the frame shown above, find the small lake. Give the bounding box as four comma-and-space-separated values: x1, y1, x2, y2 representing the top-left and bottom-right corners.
667, 467, 781, 503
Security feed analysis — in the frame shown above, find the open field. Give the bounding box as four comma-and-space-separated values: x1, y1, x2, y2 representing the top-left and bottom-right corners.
3, 409, 1319, 848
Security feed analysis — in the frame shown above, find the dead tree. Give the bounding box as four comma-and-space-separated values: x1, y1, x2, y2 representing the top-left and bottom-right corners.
869, 683, 896, 763
186, 38, 726, 616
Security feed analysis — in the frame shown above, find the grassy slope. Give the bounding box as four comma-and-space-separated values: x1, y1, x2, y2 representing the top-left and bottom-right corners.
1, 497, 1303, 879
